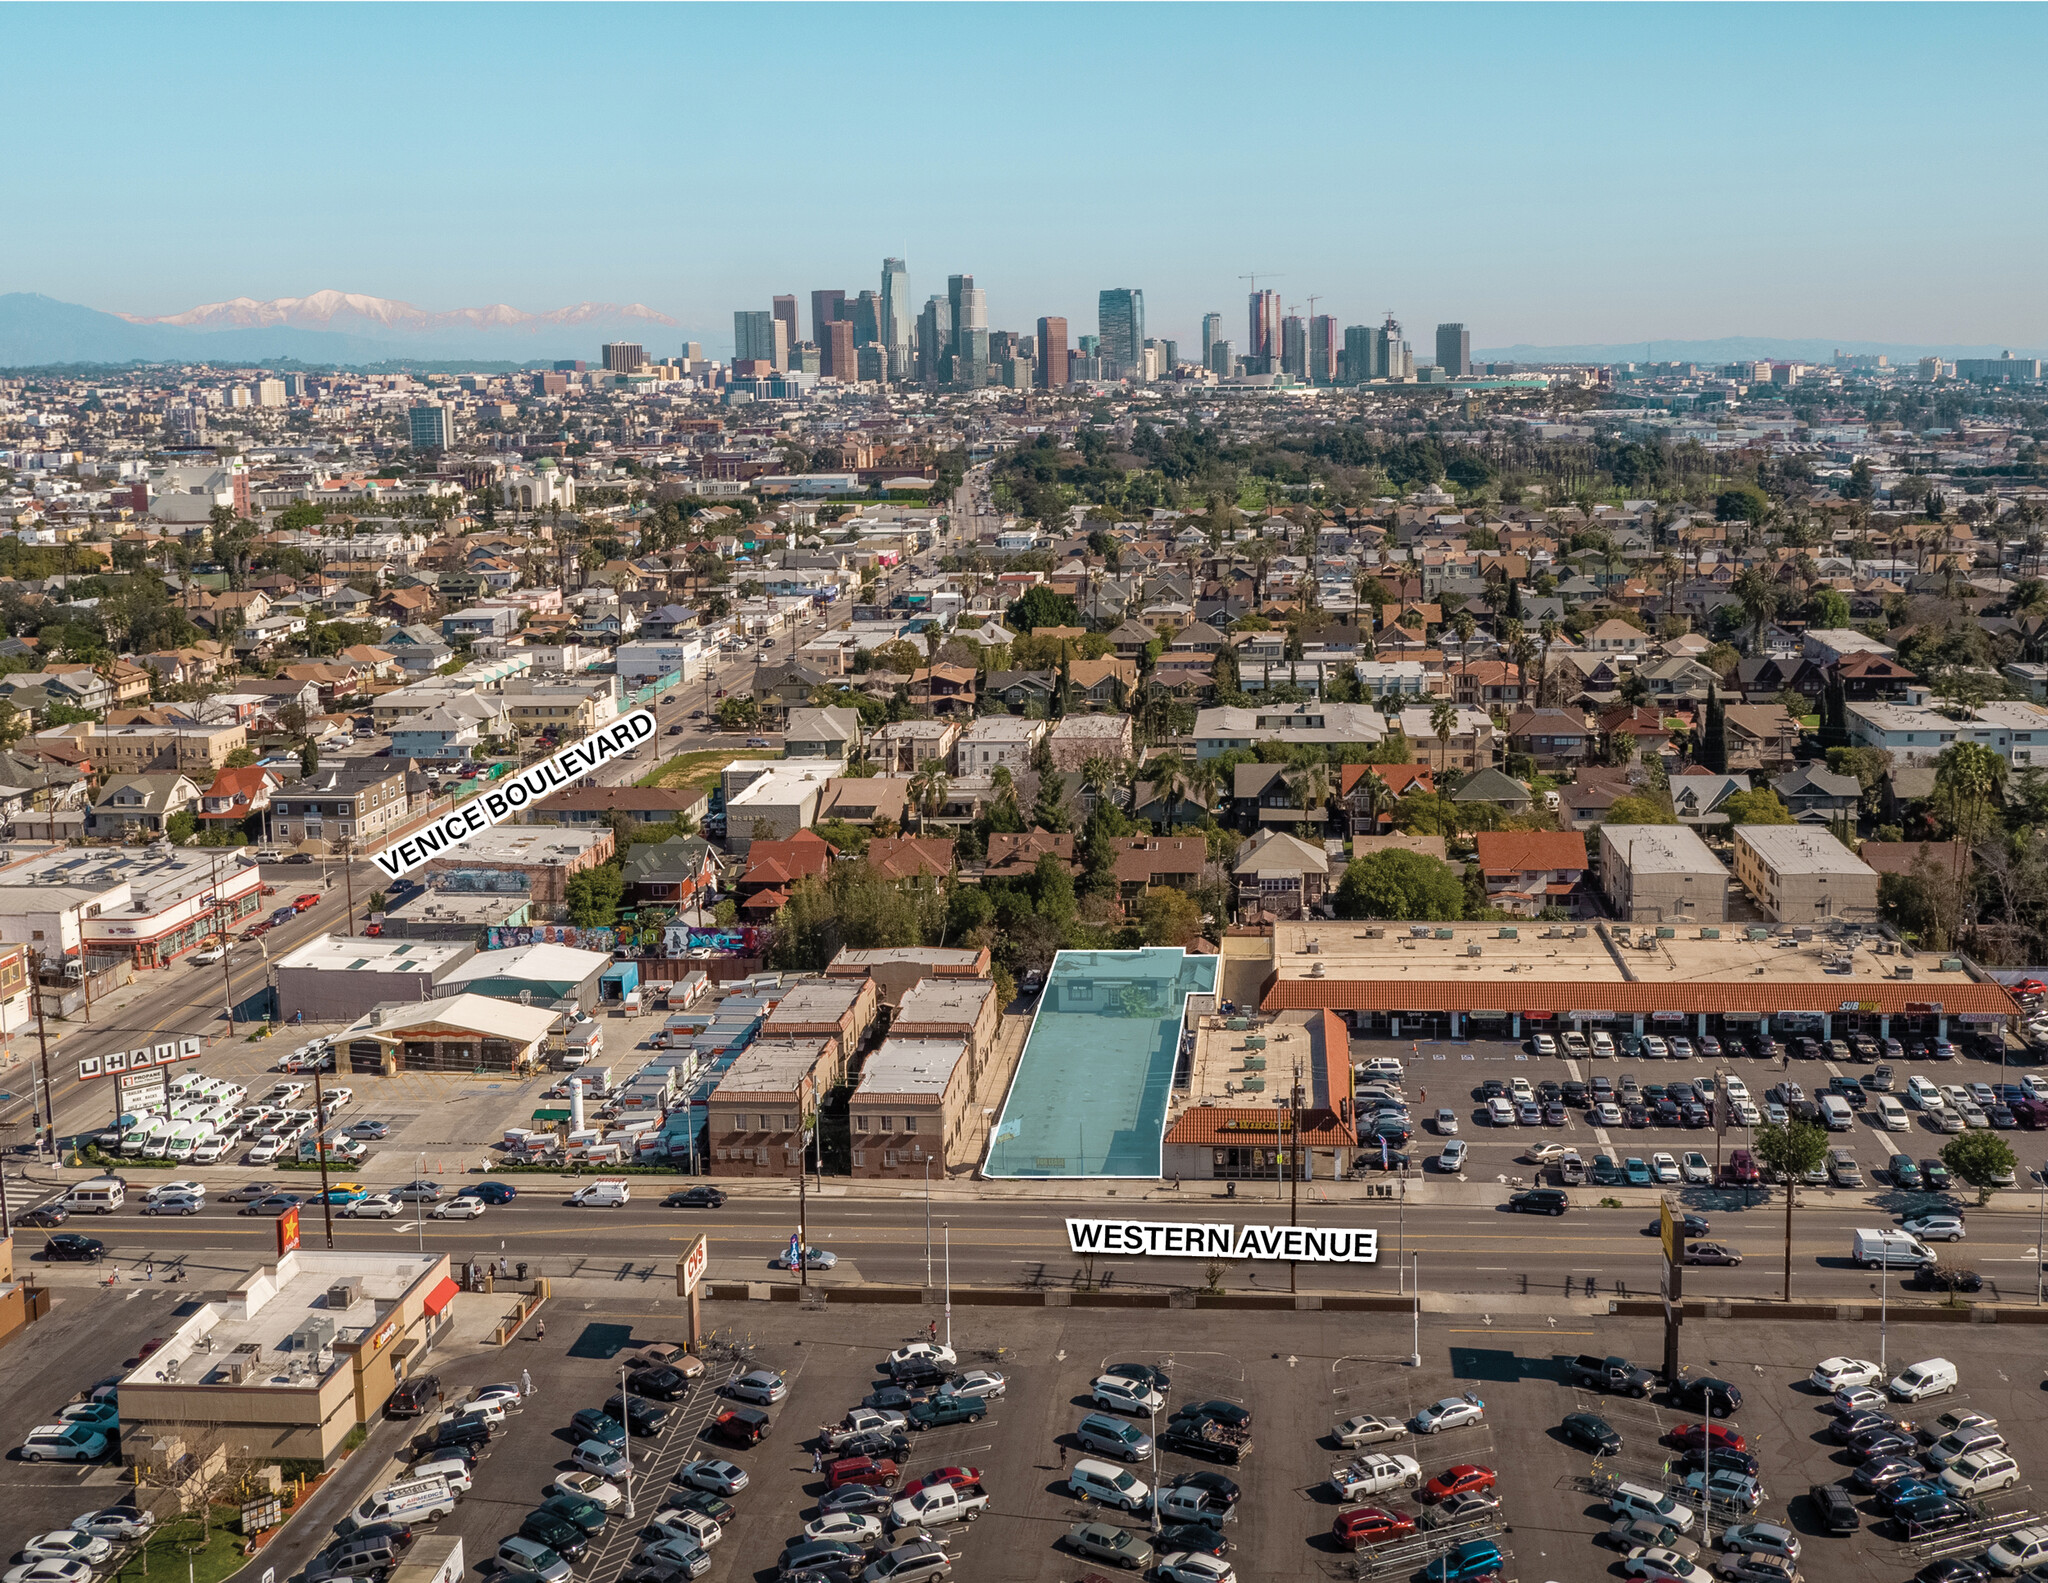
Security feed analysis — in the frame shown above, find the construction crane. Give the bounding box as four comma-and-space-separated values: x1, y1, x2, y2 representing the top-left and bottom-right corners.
1238, 271, 1284, 295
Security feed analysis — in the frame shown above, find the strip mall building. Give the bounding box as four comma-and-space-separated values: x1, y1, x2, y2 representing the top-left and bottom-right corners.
1256, 919, 2017, 1047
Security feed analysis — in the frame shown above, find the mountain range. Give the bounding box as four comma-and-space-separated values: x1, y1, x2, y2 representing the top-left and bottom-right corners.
0, 290, 680, 367
1473, 334, 2047, 365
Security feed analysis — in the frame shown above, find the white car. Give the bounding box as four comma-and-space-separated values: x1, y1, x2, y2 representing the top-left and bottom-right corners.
321, 1087, 353, 1112
429, 1197, 485, 1220
1940, 1449, 2020, 1498
1596, 1101, 1624, 1126
3, 1562, 94, 1583
1333, 1414, 1405, 1448
189, 947, 226, 966
1091, 1374, 1164, 1415
1411, 1394, 1484, 1433
438, 1399, 506, 1429
887, 1342, 957, 1368
1330, 1453, 1421, 1499
1681, 1152, 1712, 1185
146, 1179, 205, 1203
571, 1440, 629, 1480
20, 1535, 110, 1567
1722, 1076, 1750, 1102
339, 1193, 403, 1218
470, 1383, 524, 1412
1156, 1556, 1236, 1583
1532, 1033, 1557, 1056
1522, 1141, 1569, 1165
1650, 1153, 1681, 1185
1902, 1215, 1966, 1242
1622, 1548, 1702, 1582
1810, 1357, 1881, 1393
1592, 1032, 1616, 1057
1669, 1037, 1695, 1061
247, 1137, 283, 1164
1641, 1035, 1670, 1059
1436, 1139, 1468, 1173
1486, 1097, 1516, 1126
951, 1368, 1006, 1398
1988, 1528, 2048, 1574
70, 1510, 156, 1542
804, 1513, 884, 1546
548, 1473, 623, 1510
1510, 1077, 1534, 1102
1906, 1076, 1944, 1110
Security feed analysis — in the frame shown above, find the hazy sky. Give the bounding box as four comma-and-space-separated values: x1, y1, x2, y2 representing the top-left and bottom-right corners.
8, 3, 2045, 352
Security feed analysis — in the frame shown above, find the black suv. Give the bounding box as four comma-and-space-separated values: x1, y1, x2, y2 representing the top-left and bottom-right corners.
602, 1393, 671, 1436
1508, 1188, 1570, 1216
628, 1366, 693, 1402
1810, 1482, 1861, 1533
413, 1416, 490, 1458
43, 1234, 105, 1262
387, 1373, 442, 1418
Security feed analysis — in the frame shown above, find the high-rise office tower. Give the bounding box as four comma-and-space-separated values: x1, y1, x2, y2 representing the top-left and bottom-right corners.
601, 342, 645, 373
1207, 339, 1235, 377
1158, 339, 1179, 372
989, 329, 1021, 364
1342, 324, 1372, 384
1435, 323, 1471, 377
956, 325, 991, 387
734, 310, 787, 370
852, 291, 882, 348
810, 289, 848, 347
1201, 313, 1222, 368
947, 275, 974, 357
881, 258, 911, 379
407, 403, 452, 451
791, 342, 822, 376
1309, 316, 1337, 385
1097, 288, 1145, 377
1281, 315, 1307, 377
772, 296, 800, 360
1249, 290, 1283, 363
827, 321, 856, 382
1079, 335, 1100, 356
1036, 316, 1068, 389
917, 296, 951, 384
955, 283, 987, 360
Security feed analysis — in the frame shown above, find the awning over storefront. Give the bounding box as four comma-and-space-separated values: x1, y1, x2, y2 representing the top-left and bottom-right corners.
422, 1276, 460, 1317
531, 1107, 571, 1122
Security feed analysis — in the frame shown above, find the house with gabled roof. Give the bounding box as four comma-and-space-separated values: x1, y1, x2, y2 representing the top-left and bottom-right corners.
1474, 829, 1589, 917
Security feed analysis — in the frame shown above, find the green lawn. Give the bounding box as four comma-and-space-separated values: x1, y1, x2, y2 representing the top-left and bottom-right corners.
109, 1508, 250, 1583
637, 748, 778, 796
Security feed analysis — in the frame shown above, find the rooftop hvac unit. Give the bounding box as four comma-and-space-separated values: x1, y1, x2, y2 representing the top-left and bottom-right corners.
1700, 927, 1721, 940
1307, 961, 1326, 978
1941, 957, 1965, 972
289, 1316, 336, 1353
1241, 1075, 1265, 1092
1467, 943, 1484, 958
1498, 927, 1518, 940
326, 1278, 362, 1309
1895, 965, 1915, 979
1655, 926, 1676, 939
1364, 927, 1386, 939
1433, 928, 1454, 940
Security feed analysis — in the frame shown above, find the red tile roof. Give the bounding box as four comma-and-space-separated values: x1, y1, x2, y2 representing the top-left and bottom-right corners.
864, 836, 955, 881
1473, 830, 1588, 874
1340, 763, 1434, 799
1262, 979, 2016, 1016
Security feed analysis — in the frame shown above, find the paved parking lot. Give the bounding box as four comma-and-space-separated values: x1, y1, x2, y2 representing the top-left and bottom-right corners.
260, 1297, 2048, 1583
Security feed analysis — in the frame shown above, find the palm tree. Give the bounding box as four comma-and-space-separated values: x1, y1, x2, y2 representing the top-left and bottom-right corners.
1145, 748, 1186, 830
1537, 615, 1560, 706
1500, 617, 1526, 704
1453, 611, 1477, 692
1357, 764, 1397, 833
908, 762, 951, 836
1186, 758, 1222, 823
1430, 697, 1459, 778
1294, 762, 1332, 833
1080, 754, 1122, 818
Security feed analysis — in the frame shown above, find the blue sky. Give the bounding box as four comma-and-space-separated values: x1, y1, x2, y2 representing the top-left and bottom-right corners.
6, 4, 2045, 353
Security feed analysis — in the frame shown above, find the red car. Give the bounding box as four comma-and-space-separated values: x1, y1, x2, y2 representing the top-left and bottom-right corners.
1422, 1464, 1497, 1502
826, 1455, 900, 1491
1333, 1506, 1416, 1550
1719, 1148, 1760, 1186
1671, 1422, 1747, 1453
292, 893, 321, 912
901, 1466, 982, 1497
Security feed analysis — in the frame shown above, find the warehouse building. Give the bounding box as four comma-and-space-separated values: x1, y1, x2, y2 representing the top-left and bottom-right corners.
1732, 824, 1880, 924
275, 936, 475, 1023
1598, 823, 1730, 924
435, 942, 611, 1012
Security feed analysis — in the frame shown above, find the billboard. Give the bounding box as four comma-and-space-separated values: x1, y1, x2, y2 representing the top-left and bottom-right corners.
676, 1233, 709, 1298
277, 1206, 301, 1257
118, 1067, 169, 1115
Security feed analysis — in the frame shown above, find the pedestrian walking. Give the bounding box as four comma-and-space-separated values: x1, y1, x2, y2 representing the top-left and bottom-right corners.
535, 1317, 545, 1341
928, 1319, 937, 1343
1058, 1443, 1067, 1467
522, 1368, 533, 1398
812, 1446, 823, 1473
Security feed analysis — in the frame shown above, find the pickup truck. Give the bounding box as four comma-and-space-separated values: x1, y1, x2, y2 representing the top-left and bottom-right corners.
1565, 1354, 1657, 1398
817, 1409, 908, 1451
1157, 1419, 1250, 1466
1329, 1453, 1421, 1500
887, 1479, 986, 1529
906, 1394, 987, 1430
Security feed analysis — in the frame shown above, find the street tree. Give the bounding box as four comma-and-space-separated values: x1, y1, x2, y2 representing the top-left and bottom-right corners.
1751, 1118, 1830, 1302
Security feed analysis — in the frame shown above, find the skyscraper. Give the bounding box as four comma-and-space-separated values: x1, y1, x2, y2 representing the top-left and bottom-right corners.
810, 289, 848, 347
1097, 288, 1145, 378
601, 342, 645, 373
734, 310, 787, 370
1036, 316, 1068, 389
947, 275, 974, 358
1280, 315, 1306, 377
1248, 290, 1283, 365
852, 291, 881, 348
771, 296, 800, 361
1158, 339, 1179, 372
1207, 339, 1236, 378
1435, 323, 1471, 377
1309, 316, 1337, 385
826, 321, 856, 383
881, 258, 911, 380
1201, 313, 1222, 368
916, 296, 951, 384
407, 403, 452, 451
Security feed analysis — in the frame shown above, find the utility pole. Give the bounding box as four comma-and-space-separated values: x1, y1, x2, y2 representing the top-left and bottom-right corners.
341, 839, 356, 936
1289, 1060, 1303, 1294
311, 1068, 336, 1249
30, 963, 55, 1158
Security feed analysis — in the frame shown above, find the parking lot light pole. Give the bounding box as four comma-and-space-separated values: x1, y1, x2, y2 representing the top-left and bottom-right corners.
416, 1152, 425, 1253
620, 1359, 635, 1519
1410, 1254, 1420, 1368
2036, 1166, 2046, 1307
943, 1222, 952, 1353
1147, 1397, 1160, 1534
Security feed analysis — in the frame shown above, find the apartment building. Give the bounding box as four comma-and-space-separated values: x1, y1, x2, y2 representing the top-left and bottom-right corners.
1731, 824, 1880, 924
1598, 823, 1729, 924
90, 722, 248, 778
268, 761, 413, 850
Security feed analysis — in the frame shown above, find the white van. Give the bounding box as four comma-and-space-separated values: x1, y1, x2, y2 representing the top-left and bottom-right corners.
1877, 1096, 1909, 1132
406, 1457, 473, 1496
1607, 1480, 1696, 1534
1852, 1228, 1933, 1270
1889, 1357, 1959, 1402
62, 1178, 127, 1214
339, 1474, 456, 1534
569, 1178, 631, 1207
1819, 1095, 1855, 1131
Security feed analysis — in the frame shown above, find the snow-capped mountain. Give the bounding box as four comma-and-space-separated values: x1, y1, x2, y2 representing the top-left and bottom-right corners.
121, 290, 676, 336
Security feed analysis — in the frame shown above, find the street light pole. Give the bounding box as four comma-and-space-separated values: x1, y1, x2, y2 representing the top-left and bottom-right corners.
943, 1223, 952, 1352
620, 1358, 635, 1519
1410, 1254, 1421, 1368
924, 1156, 932, 1289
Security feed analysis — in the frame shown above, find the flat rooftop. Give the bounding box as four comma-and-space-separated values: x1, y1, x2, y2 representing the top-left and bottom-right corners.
710, 1035, 832, 1098
424, 826, 607, 865
382, 889, 530, 924
854, 1037, 968, 1099
1602, 823, 1725, 875
895, 977, 995, 1027
763, 978, 870, 1026
1258, 919, 2012, 1016
1735, 824, 1880, 877
128, 1251, 440, 1392
274, 935, 472, 974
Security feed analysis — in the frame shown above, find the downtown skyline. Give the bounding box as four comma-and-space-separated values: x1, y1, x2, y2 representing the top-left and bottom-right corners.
5, 5, 2048, 355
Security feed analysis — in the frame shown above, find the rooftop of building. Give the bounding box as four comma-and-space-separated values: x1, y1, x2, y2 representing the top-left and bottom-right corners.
0, 844, 258, 908
422, 825, 608, 865
893, 975, 996, 1027
379, 888, 529, 925
1734, 824, 1880, 876
273, 934, 472, 975
1599, 823, 1727, 874
124, 1250, 442, 1393
341, 991, 558, 1045
853, 1037, 968, 1099
711, 1035, 833, 1098
828, 946, 988, 971
437, 941, 609, 987
763, 977, 872, 1026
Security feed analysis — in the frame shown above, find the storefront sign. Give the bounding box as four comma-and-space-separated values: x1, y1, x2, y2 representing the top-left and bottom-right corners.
677, 1233, 709, 1297
1652, 1010, 1686, 1023
1468, 1010, 1507, 1020
277, 1205, 301, 1257
367, 1316, 400, 1353
1067, 1218, 1378, 1264
1567, 1011, 1614, 1022
1522, 1011, 1554, 1022
1904, 1002, 1946, 1015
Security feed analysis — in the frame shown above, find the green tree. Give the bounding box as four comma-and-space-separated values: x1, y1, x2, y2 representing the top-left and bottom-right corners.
1941, 1131, 2018, 1203
1134, 886, 1204, 946
1715, 484, 1770, 525
1006, 585, 1080, 634
1751, 1119, 1830, 1301
223, 746, 259, 768
165, 809, 197, 844
1721, 789, 1793, 825
1334, 849, 1465, 920
717, 695, 762, 731
1807, 589, 1852, 631
564, 865, 624, 927
1932, 740, 2006, 853
1033, 852, 1077, 928
1031, 769, 1070, 833
300, 740, 319, 777
1605, 795, 1677, 826
1698, 686, 1728, 774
